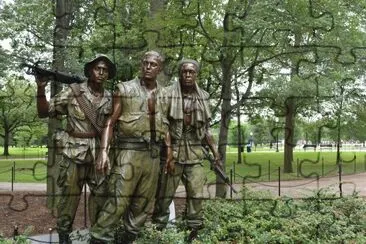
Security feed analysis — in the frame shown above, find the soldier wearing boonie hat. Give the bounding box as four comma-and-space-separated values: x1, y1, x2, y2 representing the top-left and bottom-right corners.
34, 53, 116, 244
84, 54, 116, 80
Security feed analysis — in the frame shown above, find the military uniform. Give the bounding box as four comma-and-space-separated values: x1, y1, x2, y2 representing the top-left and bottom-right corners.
90, 78, 168, 242
52, 82, 112, 238
152, 80, 211, 230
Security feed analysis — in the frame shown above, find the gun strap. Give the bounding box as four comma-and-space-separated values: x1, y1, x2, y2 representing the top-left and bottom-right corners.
70, 83, 103, 135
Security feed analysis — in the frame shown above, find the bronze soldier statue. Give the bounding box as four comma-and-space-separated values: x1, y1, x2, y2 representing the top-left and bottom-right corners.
152, 59, 222, 242
90, 51, 171, 243
35, 54, 116, 244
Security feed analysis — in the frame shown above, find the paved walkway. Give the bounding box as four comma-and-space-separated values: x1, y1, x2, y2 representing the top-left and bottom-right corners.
240, 172, 366, 198
27, 230, 89, 244
2, 171, 366, 197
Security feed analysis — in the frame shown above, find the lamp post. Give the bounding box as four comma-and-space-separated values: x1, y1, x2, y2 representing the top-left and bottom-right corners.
250, 132, 253, 151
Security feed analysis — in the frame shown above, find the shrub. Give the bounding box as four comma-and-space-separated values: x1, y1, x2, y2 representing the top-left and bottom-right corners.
138, 188, 366, 243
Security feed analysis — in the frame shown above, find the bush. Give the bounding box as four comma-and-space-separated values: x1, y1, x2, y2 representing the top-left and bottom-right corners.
0, 234, 31, 243
138, 188, 366, 243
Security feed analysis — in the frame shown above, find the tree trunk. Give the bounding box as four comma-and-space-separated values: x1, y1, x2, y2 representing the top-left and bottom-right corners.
47, 0, 73, 209
216, 56, 232, 198
235, 81, 242, 164
283, 31, 301, 174
3, 130, 10, 156
148, 0, 170, 86
283, 98, 295, 173
317, 126, 322, 145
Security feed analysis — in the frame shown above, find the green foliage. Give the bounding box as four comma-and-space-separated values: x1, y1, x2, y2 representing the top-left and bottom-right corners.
0, 0, 54, 62
138, 225, 187, 244
228, 121, 248, 146
138, 189, 366, 243
0, 235, 30, 244
0, 225, 34, 243
0, 76, 47, 155
2, 0, 366, 147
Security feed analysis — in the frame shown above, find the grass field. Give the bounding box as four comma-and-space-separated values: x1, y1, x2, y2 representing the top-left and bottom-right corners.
0, 147, 364, 183
0, 147, 47, 183
0, 159, 47, 183
222, 150, 365, 184
0, 147, 47, 159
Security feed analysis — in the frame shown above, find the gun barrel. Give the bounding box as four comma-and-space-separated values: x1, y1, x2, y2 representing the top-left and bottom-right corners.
21, 63, 84, 84
203, 148, 238, 194
214, 166, 238, 194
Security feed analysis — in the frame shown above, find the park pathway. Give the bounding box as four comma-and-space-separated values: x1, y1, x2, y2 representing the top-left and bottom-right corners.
2, 171, 366, 197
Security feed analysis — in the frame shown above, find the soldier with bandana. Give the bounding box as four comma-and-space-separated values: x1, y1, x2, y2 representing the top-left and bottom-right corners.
152, 59, 222, 242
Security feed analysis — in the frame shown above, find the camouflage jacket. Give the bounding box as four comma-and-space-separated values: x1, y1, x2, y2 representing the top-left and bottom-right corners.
50, 82, 112, 163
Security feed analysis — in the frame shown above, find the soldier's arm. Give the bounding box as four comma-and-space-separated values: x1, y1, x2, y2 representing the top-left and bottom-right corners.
95, 90, 122, 175
164, 131, 175, 174
204, 129, 222, 169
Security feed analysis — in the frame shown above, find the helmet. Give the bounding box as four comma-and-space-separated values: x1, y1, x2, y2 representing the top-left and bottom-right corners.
84, 54, 116, 80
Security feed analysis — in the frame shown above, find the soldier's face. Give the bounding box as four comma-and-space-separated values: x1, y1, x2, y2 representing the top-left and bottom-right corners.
141, 55, 161, 81
90, 60, 109, 83
180, 63, 197, 88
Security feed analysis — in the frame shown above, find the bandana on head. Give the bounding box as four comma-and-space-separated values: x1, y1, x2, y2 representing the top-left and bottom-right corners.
177, 59, 200, 73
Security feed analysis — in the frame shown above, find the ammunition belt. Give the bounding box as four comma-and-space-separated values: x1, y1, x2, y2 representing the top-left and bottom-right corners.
68, 131, 98, 138
114, 136, 163, 158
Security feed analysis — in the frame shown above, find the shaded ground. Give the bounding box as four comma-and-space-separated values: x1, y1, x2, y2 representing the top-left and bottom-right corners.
0, 191, 186, 238
0, 191, 86, 238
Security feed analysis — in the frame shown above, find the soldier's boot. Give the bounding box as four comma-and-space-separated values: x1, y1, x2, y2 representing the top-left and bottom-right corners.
89, 236, 107, 244
186, 229, 198, 243
58, 232, 71, 244
120, 231, 137, 244
186, 225, 204, 243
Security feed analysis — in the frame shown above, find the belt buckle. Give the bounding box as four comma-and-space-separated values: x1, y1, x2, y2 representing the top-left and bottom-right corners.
150, 142, 159, 158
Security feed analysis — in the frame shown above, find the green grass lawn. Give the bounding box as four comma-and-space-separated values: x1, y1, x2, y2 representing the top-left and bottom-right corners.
0, 159, 47, 183
0, 147, 364, 184
0, 147, 48, 182
0, 146, 47, 159
203, 150, 365, 184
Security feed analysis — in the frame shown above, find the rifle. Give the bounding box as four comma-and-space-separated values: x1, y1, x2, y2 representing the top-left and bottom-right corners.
21, 63, 84, 84
202, 147, 238, 194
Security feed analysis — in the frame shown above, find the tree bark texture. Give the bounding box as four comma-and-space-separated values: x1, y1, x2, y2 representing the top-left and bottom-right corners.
47, 0, 73, 209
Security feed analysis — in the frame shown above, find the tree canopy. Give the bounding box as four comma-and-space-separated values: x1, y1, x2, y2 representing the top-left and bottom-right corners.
1, 0, 366, 193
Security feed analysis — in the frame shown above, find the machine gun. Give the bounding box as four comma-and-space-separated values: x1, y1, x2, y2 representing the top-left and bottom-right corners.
21, 63, 84, 84
202, 147, 238, 194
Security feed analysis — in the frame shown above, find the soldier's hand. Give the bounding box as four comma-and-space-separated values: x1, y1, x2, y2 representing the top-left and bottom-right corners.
35, 74, 50, 88
95, 150, 110, 176
214, 155, 223, 170
164, 146, 175, 174
163, 131, 174, 174
164, 157, 175, 175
